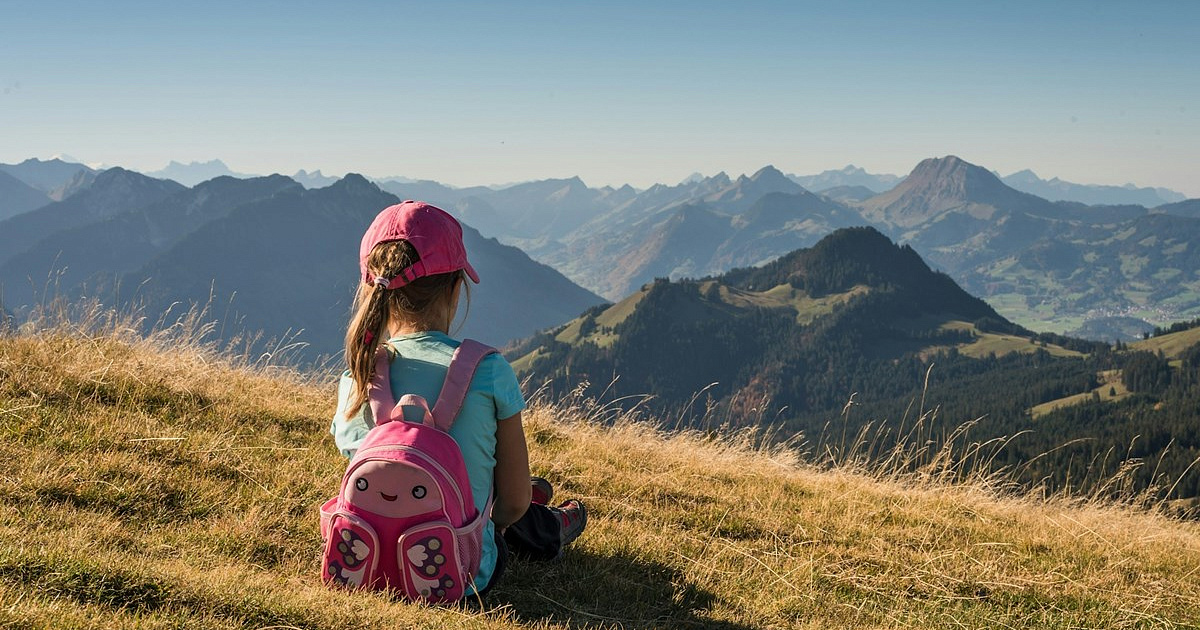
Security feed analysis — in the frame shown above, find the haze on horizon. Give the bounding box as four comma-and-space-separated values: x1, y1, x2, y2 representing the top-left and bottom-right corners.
1, 0, 1196, 196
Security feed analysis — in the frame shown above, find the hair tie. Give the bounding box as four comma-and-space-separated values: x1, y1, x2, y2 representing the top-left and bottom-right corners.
373, 275, 392, 289
363, 330, 375, 345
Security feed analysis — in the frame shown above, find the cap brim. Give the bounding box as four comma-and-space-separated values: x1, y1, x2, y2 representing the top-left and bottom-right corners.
464, 262, 480, 283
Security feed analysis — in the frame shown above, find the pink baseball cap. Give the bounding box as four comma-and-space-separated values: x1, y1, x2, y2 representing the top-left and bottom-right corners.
359, 200, 479, 290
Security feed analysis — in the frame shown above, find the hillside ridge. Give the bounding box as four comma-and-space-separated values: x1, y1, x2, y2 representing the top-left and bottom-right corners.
2, 321, 1198, 628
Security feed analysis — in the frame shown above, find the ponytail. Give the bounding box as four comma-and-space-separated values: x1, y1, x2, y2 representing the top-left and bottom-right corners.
343, 240, 468, 417
343, 280, 391, 418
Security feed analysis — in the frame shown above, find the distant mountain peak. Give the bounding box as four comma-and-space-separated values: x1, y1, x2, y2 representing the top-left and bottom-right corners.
147, 159, 252, 187
83, 167, 184, 200
787, 165, 901, 194
20, 157, 75, 167
911, 154, 972, 173
999, 169, 1186, 206
704, 166, 804, 212
335, 172, 374, 186
678, 171, 731, 190
906, 155, 1004, 190
860, 155, 1039, 227
171, 159, 235, 172
291, 169, 342, 190
554, 176, 589, 194
0, 157, 96, 194
817, 184, 877, 202
750, 164, 787, 182
330, 173, 385, 199
93, 166, 141, 184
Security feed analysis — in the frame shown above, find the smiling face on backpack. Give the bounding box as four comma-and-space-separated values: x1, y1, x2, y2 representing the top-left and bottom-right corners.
346, 460, 444, 518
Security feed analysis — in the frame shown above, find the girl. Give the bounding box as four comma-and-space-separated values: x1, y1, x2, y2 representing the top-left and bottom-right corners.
329, 200, 586, 596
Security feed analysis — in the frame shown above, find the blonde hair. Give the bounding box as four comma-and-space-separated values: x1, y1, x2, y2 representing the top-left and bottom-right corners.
343, 240, 468, 417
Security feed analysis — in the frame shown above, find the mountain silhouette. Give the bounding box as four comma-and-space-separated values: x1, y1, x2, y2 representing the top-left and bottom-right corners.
119, 175, 605, 361
532, 167, 829, 299
1157, 198, 1200, 219
0, 175, 302, 310
0, 157, 94, 193
860, 155, 1053, 228
514, 226, 1009, 419
1001, 169, 1185, 206
0, 170, 49, 221
702, 165, 804, 212
5, 153, 1199, 342
817, 184, 877, 203
788, 164, 901, 193
0, 168, 185, 270
147, 159, 254, 186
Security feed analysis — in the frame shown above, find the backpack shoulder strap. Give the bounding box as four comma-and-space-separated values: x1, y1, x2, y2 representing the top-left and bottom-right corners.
431, 339, 498, 432
366, 343, 398, 426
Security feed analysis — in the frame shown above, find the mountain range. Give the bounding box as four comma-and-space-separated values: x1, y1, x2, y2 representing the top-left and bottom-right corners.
143, 159, 346, 190
999, 169, 1185, 207
376, 156, 1196, 341
0, 168, 186, 272
0, 158, 98, 220
11, 154, 1184, 208
3, 154, 1199, 342
0, 170, 49, 222
0, 174, 303, 310
787, 164, 902, 193
852, 157, 1200, 338
0, 169, 604, 362
0, 157, 95, 194
145, 160, 257, 187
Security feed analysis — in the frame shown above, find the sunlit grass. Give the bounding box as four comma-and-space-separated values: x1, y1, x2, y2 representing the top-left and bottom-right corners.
2, 306, 1199, 628
1134, 326, 1200, 359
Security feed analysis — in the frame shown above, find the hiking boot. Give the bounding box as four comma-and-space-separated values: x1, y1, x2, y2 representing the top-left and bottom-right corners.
531, 476, 554, 505
555, 499, 587, 548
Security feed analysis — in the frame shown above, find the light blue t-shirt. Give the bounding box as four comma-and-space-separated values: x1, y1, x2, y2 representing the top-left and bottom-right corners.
329, 331, 527, 593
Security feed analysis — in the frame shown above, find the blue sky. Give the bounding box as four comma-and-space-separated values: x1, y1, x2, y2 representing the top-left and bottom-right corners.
2, 1, 1197, 195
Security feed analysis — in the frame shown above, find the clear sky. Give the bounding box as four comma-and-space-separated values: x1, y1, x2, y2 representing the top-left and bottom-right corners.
2, 0, 1197, 195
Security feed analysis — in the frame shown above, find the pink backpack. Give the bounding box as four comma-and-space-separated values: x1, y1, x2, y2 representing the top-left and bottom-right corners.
319, 339, 496, 602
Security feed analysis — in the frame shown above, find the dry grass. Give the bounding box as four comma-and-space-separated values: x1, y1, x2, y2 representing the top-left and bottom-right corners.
1133, 327, 1200, 360
2, 308, 1199, 629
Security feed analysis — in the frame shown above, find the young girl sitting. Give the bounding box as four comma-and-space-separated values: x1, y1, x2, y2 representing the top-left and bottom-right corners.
329, 200, 586, 596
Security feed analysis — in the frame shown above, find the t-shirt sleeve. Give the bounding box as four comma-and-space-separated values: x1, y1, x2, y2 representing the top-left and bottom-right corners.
329, 371, 372, 458
488, 355, 527, 420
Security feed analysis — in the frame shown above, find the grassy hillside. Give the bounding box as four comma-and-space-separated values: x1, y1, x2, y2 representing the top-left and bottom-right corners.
2, 319, 1200, 629
1133, 326, 1200, 360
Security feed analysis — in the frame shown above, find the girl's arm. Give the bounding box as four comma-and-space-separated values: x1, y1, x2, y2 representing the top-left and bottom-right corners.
492, 411, 532, 529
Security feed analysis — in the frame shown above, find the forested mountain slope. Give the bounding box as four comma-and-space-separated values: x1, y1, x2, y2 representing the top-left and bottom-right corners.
512, 227, 1200, 500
